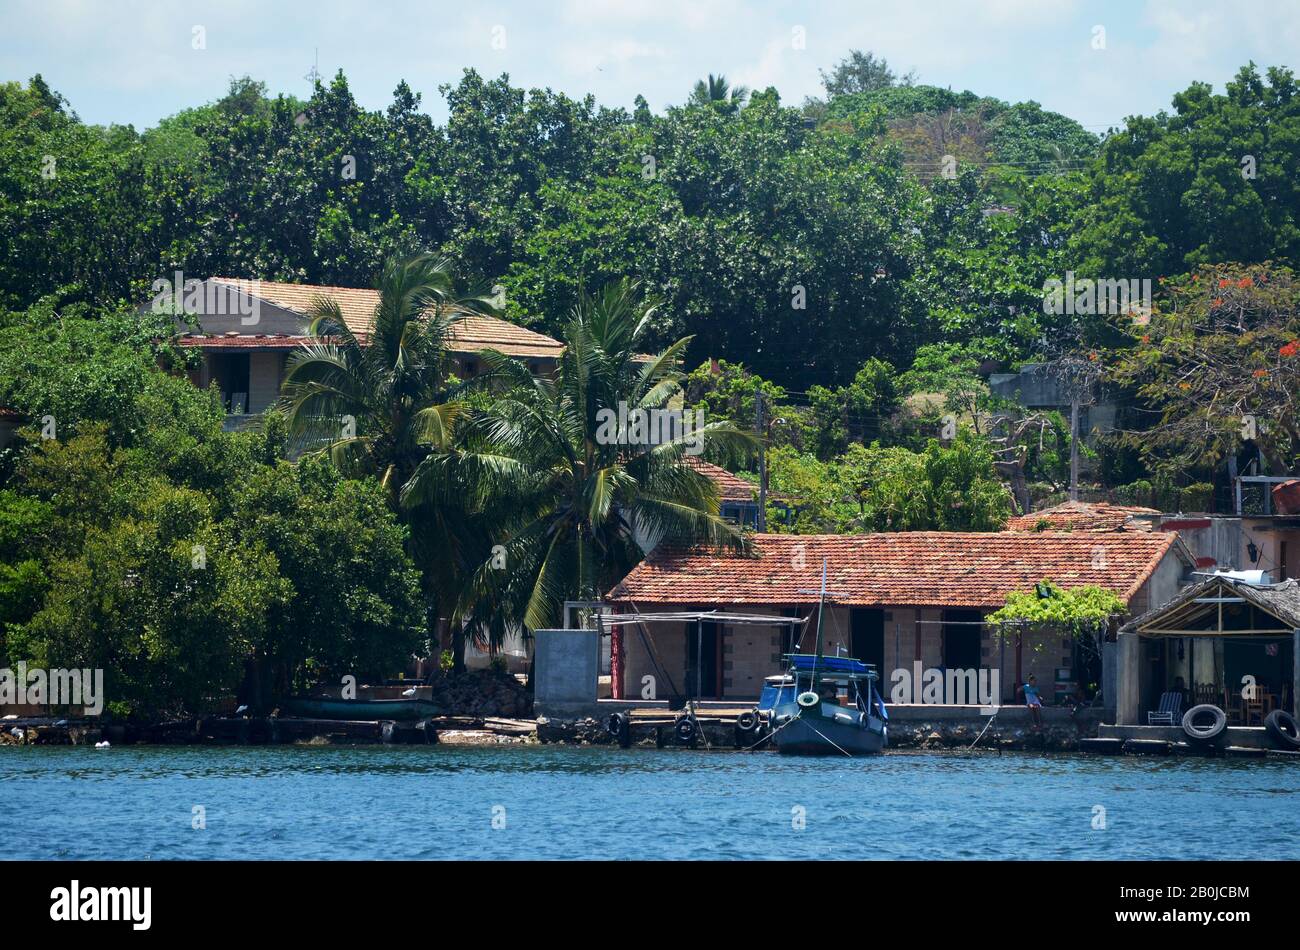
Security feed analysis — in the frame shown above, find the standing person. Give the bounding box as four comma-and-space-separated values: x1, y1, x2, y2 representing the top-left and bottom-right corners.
1023, 674, 1044, 727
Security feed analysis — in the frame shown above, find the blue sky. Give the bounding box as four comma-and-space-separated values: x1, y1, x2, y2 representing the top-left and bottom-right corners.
1, 0, 1297, 131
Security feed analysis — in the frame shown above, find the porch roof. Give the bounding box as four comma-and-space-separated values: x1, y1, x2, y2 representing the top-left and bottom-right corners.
1120, 576, 1300, 637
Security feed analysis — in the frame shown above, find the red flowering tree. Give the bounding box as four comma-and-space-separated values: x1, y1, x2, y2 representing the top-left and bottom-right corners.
1110, 263, 1300, 475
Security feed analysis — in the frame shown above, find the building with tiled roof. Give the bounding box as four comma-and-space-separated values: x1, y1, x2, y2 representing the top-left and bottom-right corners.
685, 458, 756, 504
680, 458, 795, 530
1005, 500, 1161, 533
603, 530, 1194, 707
150, 277, 564, 426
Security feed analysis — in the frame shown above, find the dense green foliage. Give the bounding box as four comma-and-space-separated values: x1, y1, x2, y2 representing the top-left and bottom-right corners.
3, 50, 1300, 713
987, 581, 1126, 641
0, 307, 422, 716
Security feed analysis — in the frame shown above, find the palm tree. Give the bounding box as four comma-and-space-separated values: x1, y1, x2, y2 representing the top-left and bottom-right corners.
689, 73, 749, 110
404, 279, 756, 633
276, 253, 494, 500
276, 253, 497, 667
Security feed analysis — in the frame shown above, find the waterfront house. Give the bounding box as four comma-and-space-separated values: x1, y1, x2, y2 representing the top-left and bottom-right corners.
151, 277, 565, 429
1116, 573, 1300, 726
1009, 488, 1300, 584
604, 530, 1194, 707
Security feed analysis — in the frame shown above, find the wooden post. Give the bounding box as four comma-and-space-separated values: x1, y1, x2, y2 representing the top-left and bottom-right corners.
610, 615, 623, 701
1293, 628, 1299, 715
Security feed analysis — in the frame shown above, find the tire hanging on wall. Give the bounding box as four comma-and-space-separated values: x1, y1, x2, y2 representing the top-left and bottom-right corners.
1181, 704, 1227, 743
675, 716, 697, 743
1264, 709, 1300, 749
606, 711, 631, 747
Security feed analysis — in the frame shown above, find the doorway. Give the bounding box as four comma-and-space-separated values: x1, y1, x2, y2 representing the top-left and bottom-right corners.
942, 609, 983, 671
686, 622, 720, 699
851, 608, 885, 674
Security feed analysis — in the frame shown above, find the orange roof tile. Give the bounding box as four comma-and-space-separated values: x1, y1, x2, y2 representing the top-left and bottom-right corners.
685, 458, 758, 503
1005, 500, 1160, 533
607, 531, 1184, 609
207, 278, 564, 359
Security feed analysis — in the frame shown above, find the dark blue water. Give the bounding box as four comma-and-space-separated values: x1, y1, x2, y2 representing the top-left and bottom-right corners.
3, 745, 1296, 860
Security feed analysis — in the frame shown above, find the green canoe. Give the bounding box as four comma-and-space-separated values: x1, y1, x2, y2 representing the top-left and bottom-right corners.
280, 697, 441, 721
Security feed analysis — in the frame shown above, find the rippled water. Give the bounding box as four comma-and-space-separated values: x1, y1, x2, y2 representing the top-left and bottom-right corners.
2, 745, 1297, 860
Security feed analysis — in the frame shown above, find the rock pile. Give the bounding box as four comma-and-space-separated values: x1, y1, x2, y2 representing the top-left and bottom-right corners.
426, 669, 533, 719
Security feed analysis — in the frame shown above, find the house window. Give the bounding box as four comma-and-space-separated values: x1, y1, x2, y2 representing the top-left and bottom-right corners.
209, 353, 250, 414
462, 359, 478, 377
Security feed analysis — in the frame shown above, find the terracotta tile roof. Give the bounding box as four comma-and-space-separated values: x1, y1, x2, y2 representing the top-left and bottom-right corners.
1005, 500, 1160, 533
686, 458, 757, 503
607, 531, 1184, 609
176, 334, 310, 350
206, 278, 564, 359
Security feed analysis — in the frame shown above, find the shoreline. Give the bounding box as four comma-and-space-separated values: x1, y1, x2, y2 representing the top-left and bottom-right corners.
6, 712, 1296, 759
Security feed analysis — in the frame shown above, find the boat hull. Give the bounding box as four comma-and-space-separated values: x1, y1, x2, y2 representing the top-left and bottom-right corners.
280, 697, 440, 721
771, 703, 886, 756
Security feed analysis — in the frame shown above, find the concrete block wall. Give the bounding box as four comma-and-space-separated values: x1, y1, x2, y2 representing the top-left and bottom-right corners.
1019, 628, 1074, 700
721, 619, 781, 700
248, 352, 284, 413
619, 619, 686, 700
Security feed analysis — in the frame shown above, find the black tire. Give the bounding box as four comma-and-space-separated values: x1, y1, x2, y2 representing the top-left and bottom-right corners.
675, 717, 697, 743
736, 710, 760, 732
1265, 710, 1300, 749
1181, 704, 1227, 743
607, 712, 631, 747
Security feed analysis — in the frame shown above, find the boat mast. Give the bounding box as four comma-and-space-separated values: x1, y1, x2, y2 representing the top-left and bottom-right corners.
812, 558, 828, 684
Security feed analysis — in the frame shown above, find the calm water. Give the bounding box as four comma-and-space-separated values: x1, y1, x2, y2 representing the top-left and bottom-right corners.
2, 745, 1297, 860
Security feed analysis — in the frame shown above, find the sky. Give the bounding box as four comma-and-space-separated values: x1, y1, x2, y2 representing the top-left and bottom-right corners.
1, 0, 1297, 132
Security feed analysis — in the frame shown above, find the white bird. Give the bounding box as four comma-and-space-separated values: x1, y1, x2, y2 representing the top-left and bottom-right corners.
94, 740, 110, 748
401, 687, 417, 697
9, 727, 24, 739
235, 705, 249, 715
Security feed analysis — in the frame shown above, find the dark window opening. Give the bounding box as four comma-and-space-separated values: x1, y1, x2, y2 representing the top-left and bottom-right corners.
210, 353, 250, 414
942, 608, 984, 671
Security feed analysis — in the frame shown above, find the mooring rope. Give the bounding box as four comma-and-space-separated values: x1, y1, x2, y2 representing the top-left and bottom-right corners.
742, 712, 798, 751
798, 715, 853, 758
969, 706, 1000, 750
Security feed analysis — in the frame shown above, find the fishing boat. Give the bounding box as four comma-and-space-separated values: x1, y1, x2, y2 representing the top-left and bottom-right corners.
769, 655, 888, 755
279, 697, 441, 721
767, 559, 888, 756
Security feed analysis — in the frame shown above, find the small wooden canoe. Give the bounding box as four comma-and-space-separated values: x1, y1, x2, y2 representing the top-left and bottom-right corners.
280, 697, 441, 721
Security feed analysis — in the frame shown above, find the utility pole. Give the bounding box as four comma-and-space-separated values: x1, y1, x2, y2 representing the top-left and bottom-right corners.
756, 391, 767, 532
